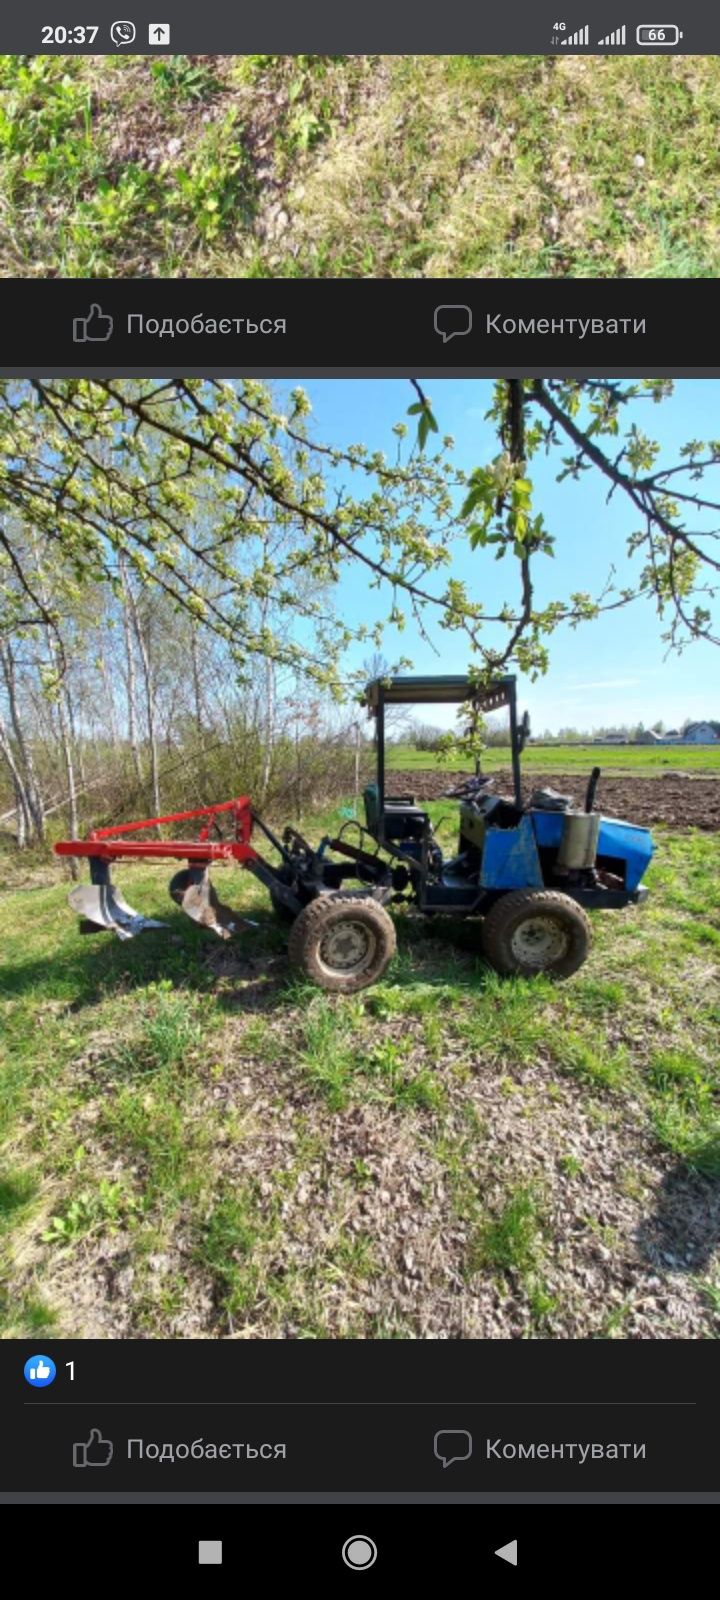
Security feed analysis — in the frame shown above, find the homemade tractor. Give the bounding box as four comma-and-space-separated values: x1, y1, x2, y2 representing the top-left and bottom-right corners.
55, 675, 654, 993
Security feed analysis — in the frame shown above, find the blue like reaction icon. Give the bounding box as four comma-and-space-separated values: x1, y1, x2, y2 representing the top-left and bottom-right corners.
24, 1354, 57, 1388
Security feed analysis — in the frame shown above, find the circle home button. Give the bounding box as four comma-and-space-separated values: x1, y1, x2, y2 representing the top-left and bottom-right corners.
342, 1535, 378, 1571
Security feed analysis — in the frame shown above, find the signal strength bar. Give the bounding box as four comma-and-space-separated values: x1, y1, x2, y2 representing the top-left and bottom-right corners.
598, 24, 626, 44
561, 25, 590, 44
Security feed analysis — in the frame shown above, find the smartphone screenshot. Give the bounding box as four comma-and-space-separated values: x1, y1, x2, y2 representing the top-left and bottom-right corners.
0, 1, 718, 1575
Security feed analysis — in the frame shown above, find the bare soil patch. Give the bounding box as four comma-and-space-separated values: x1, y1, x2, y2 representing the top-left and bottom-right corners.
388, 770, 720, 832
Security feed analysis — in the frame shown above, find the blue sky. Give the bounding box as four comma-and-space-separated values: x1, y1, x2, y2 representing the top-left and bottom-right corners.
289, 379, 719, 734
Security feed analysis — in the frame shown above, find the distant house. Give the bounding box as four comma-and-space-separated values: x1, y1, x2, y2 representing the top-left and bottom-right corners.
587, 722, 718, 747
681, 721, 720, 744
655, 721, 720, 746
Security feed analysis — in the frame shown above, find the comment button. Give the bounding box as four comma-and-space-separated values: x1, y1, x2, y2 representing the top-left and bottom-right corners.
433, 305, 473, 342
434, 1429, 473, 1468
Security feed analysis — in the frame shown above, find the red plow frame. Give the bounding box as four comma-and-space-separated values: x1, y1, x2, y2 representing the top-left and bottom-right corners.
54, 797, 262, 940
55, 796, 258, 865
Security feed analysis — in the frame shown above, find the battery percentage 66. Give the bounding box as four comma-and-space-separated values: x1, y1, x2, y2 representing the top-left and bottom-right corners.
636, 25, 683, 46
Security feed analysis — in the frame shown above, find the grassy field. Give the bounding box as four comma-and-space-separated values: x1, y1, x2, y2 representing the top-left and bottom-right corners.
388, 743, 720, 775
1, 801, 718, 1341
1, 54, 718, 277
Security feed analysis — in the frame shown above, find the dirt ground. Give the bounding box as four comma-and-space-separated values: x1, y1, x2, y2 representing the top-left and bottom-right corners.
387, 770, 720, 832
2, 809, 718, 1340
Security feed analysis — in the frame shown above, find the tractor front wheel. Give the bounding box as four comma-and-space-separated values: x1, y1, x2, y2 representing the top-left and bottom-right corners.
481, 889, 591, 980
288, 894, 396, 993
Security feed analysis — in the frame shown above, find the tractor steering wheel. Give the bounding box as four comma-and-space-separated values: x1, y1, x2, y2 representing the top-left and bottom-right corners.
442, 775, 494, 800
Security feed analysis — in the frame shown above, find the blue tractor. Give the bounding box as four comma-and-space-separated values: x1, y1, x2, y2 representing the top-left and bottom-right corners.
279, 674, 654, 992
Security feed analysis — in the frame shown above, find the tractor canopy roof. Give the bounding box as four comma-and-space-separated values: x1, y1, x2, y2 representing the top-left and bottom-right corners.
364, 673, 517, 712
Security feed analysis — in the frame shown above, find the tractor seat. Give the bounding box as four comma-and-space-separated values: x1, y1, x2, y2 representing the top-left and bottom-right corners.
385, 794, 424, 813
363, 783, 429, 843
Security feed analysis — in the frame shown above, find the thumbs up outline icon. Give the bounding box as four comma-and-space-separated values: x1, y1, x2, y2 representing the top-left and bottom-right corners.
73, 1429, 114, 1468
72, 304, 114, 342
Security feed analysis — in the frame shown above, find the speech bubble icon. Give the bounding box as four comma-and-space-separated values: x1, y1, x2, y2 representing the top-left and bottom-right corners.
434, 1428, 473, 1468
433, 304, 472, 343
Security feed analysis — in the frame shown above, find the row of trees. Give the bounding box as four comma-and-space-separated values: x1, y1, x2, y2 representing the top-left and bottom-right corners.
0, 590, 370, 851
402, 714, 512, 751
534, 721, 667, 745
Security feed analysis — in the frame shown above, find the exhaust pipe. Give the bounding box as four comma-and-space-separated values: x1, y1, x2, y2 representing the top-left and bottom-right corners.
584, 765, 601, 814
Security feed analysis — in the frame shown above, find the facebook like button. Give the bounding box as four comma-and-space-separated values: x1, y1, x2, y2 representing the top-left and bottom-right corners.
24, 1354, 57, 1388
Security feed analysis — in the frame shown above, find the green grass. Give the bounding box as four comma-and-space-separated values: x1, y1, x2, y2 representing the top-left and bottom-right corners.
468, 1184, 544, 1275
0, 54, 718, 277
387, 742, 720, 775
0, 1170, 38, 1230
647, 1046, 720, 1177
0, 814, 718, 1339
196, 1190, 265, 1317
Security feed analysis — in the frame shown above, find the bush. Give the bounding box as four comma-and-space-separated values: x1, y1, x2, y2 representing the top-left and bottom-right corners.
410, 721, 445, 753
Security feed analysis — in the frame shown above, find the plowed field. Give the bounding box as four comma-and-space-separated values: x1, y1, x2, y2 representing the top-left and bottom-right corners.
386, 770, 720, 831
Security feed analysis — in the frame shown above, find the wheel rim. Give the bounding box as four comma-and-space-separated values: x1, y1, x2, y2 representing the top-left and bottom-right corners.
509, 914, 570, 968
318, 919, 377, 977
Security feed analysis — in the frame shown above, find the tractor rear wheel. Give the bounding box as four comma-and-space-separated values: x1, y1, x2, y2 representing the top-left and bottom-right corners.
481, 889, 591, 980
288, 894, 396, 993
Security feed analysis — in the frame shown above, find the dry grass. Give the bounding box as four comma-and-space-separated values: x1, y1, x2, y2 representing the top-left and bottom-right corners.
0, 53, 717, 277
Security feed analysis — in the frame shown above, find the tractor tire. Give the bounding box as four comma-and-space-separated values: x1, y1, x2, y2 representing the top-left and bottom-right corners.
481, 889, 591, 980
288, 894, 396, 994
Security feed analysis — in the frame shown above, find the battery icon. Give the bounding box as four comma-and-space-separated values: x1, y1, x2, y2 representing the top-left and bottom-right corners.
636, 24, 683, 45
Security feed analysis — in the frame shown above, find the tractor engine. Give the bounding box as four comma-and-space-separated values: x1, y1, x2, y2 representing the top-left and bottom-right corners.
454, 775, 653, 903
458, 790, 526, 876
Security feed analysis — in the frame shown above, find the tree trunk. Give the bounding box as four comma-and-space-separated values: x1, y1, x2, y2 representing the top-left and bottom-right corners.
189, 622, 209, 795
126, 577, 161, 823
0, 709, 32, 847
52, 673, 79, 879
118, 553, 144, 789
0, 639, 45, 841
294, 714, 302, 821
97, 644, 120, 751
354, 721, 361, 817
259, 655, 275, 805
65, 682, 88, 791
13, 781, 28, 848
58, 694, 79, 841
190, 624, 205, 742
